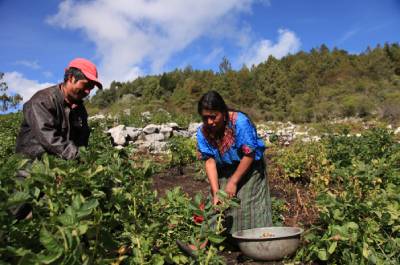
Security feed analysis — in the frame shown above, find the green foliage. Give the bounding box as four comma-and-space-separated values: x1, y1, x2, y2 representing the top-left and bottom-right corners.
185, 190, 240, 264
0, 112, 22, 162
340, 94, 375, 117
1, 104, 399, 264
102, 104, 194, 128
0, 119, 230, 264
296, 129, 400, 264
271, 197, 286, 226
167, 136, 197, 174
0, 73, 23, 112
380, 91, 400, 123
325, 128, 396, 168
90, 43, 400, 123
273, 140, 332, 185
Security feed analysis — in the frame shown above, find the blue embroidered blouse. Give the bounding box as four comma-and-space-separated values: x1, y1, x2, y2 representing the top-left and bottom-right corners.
196, 112, 265, 165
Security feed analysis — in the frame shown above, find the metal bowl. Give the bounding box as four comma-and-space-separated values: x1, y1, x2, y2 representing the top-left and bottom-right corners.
232, 226, 303, 261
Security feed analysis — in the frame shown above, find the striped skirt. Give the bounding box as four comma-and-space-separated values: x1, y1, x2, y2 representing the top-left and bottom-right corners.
217, 158, 273, 234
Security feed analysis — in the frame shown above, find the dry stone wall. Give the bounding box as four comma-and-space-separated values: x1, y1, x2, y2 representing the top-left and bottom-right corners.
90, 114, 400, 154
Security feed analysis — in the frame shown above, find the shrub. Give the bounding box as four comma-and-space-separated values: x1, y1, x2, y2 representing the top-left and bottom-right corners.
167, 136, 197, 175
274, 140, 332, 186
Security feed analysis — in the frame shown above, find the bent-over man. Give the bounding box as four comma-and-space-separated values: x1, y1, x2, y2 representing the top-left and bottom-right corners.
15, 58, 102, 160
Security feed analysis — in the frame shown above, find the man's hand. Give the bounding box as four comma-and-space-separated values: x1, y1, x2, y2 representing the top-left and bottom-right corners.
224, 180, 237, 198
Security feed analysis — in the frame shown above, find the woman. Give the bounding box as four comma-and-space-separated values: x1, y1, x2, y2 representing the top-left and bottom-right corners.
196, 90, 272, 234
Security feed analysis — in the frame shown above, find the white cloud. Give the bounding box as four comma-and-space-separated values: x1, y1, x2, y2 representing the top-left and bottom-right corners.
14, 60, 41, 70
3, 72, 54, 103
337, 28, 359, 45
47, 0, 259, 86
239, 28, 301, 67
203, 47, 224, 65
42, 71, 54, 79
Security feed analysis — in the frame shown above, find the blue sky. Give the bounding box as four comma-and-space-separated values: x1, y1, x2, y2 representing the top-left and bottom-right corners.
1, 0, 399, 104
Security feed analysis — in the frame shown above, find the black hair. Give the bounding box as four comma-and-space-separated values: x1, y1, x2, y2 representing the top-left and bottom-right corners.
197, 90, 229, 120
63, 67, 87, 83
198, 90, 257, 129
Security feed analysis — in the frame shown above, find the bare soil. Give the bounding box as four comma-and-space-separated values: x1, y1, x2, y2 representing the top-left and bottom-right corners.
151, 154, 318, 265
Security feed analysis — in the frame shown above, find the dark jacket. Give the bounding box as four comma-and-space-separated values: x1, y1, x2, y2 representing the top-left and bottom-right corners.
15, 84, 90, 160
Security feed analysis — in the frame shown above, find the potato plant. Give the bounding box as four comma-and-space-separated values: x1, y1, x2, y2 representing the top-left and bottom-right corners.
295, 129, 400, 264
167, 137, 197, 175
0, 112, 21, 162
0, 118, 232, 264
273, 140, 333, 186
1, 113, 398, 264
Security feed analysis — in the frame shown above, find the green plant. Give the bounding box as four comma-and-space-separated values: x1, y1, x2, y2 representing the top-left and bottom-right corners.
271, 197, 287, 226
296, 129, 400, 264
274, 140, 332, 186
0, 117, 239, 264
167, 136, 197, 175
0, 112, 22, 162
186, 190, 240, 264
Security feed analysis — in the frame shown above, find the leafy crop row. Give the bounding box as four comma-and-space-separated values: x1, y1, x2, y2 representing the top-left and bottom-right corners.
2, 112, 398, 264
0, 118, 236, 264
269, 128, 399, 264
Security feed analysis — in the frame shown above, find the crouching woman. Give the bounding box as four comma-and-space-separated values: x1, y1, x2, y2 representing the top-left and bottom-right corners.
196, 91, 272, 234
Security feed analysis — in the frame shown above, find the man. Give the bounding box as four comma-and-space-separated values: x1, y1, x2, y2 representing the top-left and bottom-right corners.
15, 58, 102, 160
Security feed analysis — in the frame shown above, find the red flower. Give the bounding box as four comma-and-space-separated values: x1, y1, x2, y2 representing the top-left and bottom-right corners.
193, 202, 205, 224
193, 214, 204, 224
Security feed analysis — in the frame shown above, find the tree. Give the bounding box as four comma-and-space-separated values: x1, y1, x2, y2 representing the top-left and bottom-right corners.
218, 56, 232, 74
0, 72, 22, 112
253, 56, 290, 119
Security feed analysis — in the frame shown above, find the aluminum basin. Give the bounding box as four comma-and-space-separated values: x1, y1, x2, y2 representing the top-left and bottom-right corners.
232, 226, 303, 261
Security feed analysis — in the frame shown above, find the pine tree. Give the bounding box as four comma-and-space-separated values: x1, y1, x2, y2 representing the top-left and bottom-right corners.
0, 72, 22, 112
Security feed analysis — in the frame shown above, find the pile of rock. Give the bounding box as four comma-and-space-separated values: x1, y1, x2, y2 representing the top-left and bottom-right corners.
94, 110, 400, 153
257, 122, 315, 145
106, 122, 202, 153
106, 120, 314, 153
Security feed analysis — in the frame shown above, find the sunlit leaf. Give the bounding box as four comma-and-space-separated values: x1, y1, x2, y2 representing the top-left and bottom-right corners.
40, 227, 63, 253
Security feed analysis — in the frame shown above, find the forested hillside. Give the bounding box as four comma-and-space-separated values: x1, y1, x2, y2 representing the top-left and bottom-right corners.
89, 43, 400, 123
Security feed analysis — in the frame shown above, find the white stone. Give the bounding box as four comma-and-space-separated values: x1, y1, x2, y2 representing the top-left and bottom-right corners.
113, 131, 128, 145
141, 111, 151, 119
88, 114, 105, 120
188, 122, 202, 134
144, 133, 165, 142
166, 122, 179, 129
126, 127, 143, 141
150, 141, 168, 153
107, 125, 127, 145
173, 130, 191, 138
136, 141, 152, 152
311, 136, 321, 141
143, 124, 160, 134
107, 125, 125, 134
160, 126, 173, 139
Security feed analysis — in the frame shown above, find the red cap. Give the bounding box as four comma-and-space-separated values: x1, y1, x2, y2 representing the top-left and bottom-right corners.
67, 58, 103, 89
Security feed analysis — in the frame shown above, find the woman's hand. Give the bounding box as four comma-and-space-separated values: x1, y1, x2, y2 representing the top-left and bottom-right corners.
224, 180, 238, 198
212, 194, 220, 205
226, 155, 254, 198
